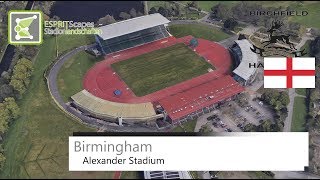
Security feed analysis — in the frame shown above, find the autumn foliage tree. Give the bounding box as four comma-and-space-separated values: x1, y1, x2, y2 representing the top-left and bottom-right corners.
9, 58, 33, 96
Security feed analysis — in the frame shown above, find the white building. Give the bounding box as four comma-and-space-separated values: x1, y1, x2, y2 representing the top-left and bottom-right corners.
230, 39, 259, 86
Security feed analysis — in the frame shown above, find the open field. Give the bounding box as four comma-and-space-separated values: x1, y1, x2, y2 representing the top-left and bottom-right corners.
169, 24, 230, 42
295, 89, 307, 96
56, 34, 95, 56
57, 52, 102, 102
0, 35, 113, 178
291, 97, 307, 132
111, 43, 213, 97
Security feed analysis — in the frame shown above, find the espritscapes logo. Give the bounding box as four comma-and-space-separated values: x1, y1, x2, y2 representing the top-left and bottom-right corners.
44, 21, 102, 35
8, 10, 43, 45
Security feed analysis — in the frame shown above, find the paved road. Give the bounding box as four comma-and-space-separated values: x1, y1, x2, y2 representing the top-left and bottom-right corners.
283, 89, 295, 132
47, 45, 162, 132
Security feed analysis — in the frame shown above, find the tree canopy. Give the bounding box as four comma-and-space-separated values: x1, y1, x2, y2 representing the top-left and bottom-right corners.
9, 58, 33, 96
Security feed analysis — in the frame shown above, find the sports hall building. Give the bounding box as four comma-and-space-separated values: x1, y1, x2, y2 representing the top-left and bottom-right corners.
230, 39, 259, 86
95, 13, 171, 55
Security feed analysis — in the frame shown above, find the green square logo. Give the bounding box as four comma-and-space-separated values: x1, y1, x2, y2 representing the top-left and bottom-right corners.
8, 10, 43, 45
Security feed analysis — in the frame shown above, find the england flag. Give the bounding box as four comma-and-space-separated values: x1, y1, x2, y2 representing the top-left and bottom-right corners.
264, 57, 315, 88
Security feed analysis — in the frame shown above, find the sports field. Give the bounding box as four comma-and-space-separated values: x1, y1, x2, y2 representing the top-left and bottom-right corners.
111, 43, 214, 97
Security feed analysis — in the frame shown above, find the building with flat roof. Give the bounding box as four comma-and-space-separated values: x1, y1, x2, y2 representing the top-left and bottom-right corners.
158, 75, 244, 123
95, 13, 171, 55
230, 39, 259, 86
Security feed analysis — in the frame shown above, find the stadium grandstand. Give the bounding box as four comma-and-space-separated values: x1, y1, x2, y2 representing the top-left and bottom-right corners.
230, 39, 259, 86
71, 90, 163, 124
95, 13, 171, 55
158, 75, 244, 123
144, 171, 192, 179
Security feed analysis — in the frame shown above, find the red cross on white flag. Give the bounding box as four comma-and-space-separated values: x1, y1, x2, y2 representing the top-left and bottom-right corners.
264, 57, 315, 88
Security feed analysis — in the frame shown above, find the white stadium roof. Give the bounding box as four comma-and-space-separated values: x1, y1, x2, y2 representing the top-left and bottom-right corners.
232, 39, 258, 81
97, 13, 170, 40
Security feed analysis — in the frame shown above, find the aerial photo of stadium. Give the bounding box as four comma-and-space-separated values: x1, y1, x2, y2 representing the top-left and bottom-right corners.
3, 1, 320, 179
69, 13, 247, 127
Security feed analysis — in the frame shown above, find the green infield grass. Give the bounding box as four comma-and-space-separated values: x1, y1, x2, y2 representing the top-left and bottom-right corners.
111, 43, 213, 97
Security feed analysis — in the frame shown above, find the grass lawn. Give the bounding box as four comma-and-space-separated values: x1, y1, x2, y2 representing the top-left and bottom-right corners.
56, 34, 95, 56
169, 24, 230, 42
57, 51, 102, 102
172, 119, 198, 132
172, 125, 185, 132
291, 97, 307, 132
182, 119, 198, 132
111, 43, 213, 96
295, 89, 307, 96
0, 35, 114, 178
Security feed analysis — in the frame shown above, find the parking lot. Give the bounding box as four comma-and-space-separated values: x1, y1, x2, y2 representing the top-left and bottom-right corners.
196, 96, 275, 133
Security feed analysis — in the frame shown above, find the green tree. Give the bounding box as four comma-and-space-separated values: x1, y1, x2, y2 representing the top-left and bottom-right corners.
243, 123, 257, 132
0, 103, 9, 134
0, 153, 6, 170
97, 14, 116, 25
257, 119, 273, 132
10, 78, 26, 95
278, 91, 290, 106
149, 7, 157, 14
119, 12, 131, 20
174, 3, 181, 16
9, 58, 33, 95
3, 97, 20, 120
158, 6, 169, 17
0, 84, 14, 102
199, 124, 212, 135
210, 3, 230, 20
137, 11, 144, 17
223, 18, 238, 31
129, 8, 137, 18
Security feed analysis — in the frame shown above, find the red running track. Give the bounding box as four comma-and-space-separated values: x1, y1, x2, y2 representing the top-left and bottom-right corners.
83, 36, 233, 104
